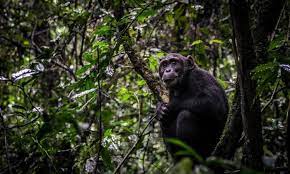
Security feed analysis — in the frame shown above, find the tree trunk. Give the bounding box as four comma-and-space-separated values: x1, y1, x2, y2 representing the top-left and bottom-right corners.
230, 0, 263, 170
213, 82, 242, 159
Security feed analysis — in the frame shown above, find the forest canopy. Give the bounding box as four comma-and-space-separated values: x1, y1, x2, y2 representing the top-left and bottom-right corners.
0, 0, 289, 173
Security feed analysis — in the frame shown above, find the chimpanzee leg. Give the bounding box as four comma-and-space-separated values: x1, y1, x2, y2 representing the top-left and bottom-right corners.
176, 110, 206, 159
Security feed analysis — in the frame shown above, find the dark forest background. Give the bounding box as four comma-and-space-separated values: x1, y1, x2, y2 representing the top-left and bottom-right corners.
0, 0, 289, 173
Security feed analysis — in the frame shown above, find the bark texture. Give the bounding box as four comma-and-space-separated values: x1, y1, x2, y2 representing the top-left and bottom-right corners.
230, 0, 263, 170
113, 1, 167, 103
213, 83, 242, 159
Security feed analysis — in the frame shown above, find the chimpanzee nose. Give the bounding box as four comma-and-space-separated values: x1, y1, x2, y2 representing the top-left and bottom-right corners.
165, 69, 171, 73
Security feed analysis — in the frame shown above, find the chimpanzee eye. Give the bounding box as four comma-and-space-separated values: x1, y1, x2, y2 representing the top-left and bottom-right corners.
171, 61, 177, 65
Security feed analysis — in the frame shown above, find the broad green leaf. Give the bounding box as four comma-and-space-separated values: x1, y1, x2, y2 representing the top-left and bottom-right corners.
93, 40, 109, 51
95, 25, 112, 36
83, 52, 96, 64
148, 55, 158, 71
76, 64, 92, 76
166, 138, 204, 163
137, 9, 156, 22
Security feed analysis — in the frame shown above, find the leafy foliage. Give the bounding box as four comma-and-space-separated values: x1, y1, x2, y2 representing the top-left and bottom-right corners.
0, 0, 288, 173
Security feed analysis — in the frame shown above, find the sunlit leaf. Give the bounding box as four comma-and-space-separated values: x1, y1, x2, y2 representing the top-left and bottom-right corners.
71, 88, 96, 99
192, 40, 203, 46
11, 69, 39, 82
35, 63, 45, 72
117, 87, 132, 102
93, 40, 109, 51
137, 79, 146, 87
148, 55, 158, 71
137, 9, 156, 22
209, 39, 223, 44
0, 76, 9, 81
280, 64, 290, 72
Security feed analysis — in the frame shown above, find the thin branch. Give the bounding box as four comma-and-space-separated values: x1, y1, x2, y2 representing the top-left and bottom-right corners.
270, 0, 287, 41
51, 60, 77, 81
32, 137, 58, 174
94, 47, 103, 173
261, 80, 279, 112
0, 111, 12, 174
113, 114, 157, 174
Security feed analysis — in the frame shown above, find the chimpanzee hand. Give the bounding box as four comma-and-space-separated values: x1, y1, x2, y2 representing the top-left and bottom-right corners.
156, 102, 169, 121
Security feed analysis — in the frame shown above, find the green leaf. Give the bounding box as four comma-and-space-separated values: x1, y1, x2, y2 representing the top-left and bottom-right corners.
71, 88, 96, 99
166, 138, 204, 163
23, 40, 30, 46
83, 52, 96, 64
268, 35, 284, 51
217, 78, 228, 89
104, 129, 112, 137
252, 62, 279, 93
117, 87, 132, 102
137, 79, 146, 87
76, 64, 92, 76
93, 41, 109, 51
95, 25, 112, 36
137, 9, 156, 22
165, 13, 174, 26
209, 39, 223, 44
192, 40, 203, 46
148, 55, 158, 71
252, 62, 279, 80
101, 147, 113, 170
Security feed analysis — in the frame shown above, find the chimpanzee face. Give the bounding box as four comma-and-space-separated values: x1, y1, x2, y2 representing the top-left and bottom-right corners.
159, 56, 184, 88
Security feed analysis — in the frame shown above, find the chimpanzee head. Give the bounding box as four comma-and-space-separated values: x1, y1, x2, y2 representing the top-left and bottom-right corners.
159, 53, 196, 88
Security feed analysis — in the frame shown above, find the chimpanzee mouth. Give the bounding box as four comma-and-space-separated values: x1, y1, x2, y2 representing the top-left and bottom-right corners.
164, 79, 174, 84
164, 79, 178, 86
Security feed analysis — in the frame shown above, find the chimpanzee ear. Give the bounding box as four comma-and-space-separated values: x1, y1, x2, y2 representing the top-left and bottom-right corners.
186, 55, 196, 68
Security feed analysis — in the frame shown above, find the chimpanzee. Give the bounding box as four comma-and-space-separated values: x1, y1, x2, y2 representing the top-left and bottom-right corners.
156, 53, 228, 161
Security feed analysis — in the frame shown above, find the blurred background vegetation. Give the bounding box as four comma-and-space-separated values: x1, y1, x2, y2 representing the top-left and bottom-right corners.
0, 0, 289, 173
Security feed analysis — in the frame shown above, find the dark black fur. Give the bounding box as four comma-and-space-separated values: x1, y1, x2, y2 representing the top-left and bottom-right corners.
157, 53, 228, 161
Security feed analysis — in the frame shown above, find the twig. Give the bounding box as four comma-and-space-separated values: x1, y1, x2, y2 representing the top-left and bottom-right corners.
142, 135, 150, 174
32, 137, 58, 174
0, 110, 12, 174
2, 84, 43, 130
270, 0, 287, 41
261, 80, 279, 113
6, 115, 41, 130
51, 60, 77, 81
113, 114, 157, 174
94, 47, 103, 173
